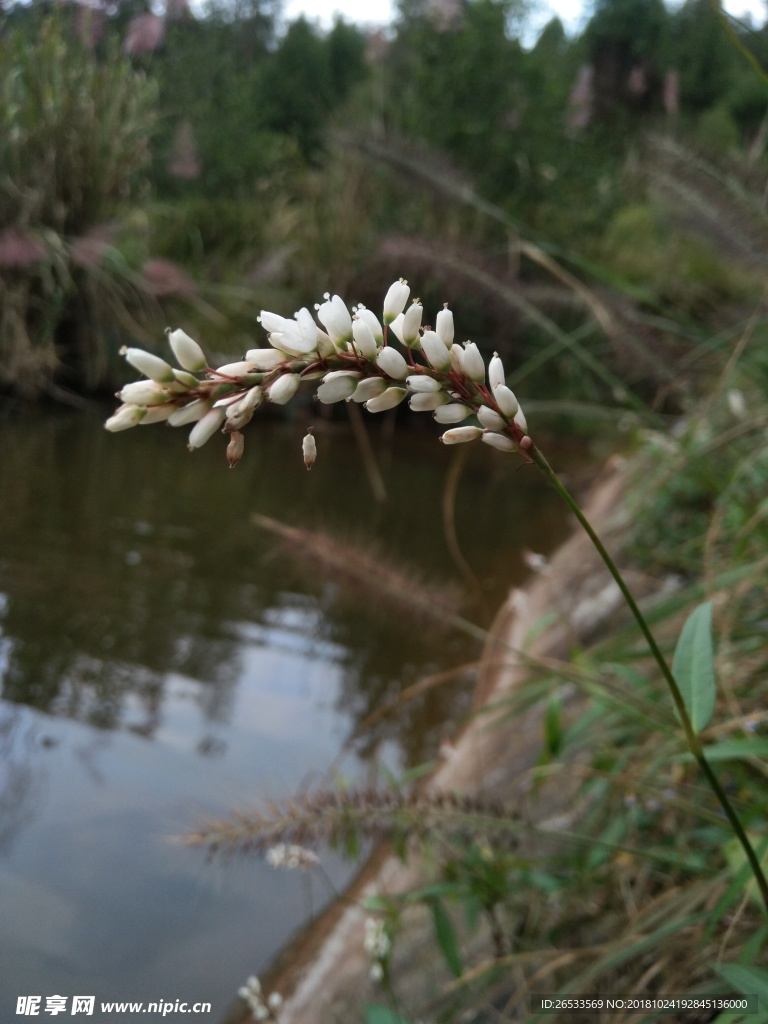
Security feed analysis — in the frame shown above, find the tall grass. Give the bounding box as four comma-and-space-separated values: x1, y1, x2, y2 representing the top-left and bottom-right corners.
0, 14, 157, 397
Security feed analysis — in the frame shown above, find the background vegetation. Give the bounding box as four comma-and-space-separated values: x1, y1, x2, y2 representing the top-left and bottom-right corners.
3, 0, 768, 1018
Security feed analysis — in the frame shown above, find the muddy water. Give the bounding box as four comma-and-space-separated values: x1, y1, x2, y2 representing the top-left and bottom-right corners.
0, 402, 570, 1021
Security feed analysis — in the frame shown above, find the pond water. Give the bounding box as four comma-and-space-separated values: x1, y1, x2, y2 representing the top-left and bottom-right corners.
0, 401, 572, 1022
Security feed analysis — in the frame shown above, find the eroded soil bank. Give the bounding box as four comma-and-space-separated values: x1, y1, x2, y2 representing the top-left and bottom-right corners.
227, 456, 639, 1024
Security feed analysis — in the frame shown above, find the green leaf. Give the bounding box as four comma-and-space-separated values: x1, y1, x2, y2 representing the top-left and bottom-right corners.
672, 600, 716, 733
722, 835, 768, 909
716, 961, 768, 1008
429, 898, 463, 978
695, 739, 768, 762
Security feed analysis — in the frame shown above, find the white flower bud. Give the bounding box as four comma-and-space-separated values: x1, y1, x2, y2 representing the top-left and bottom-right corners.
409, 392, 449, 411
434, 403, 473, 424
401, 301, 423, 347
383, 278, 410, 324
316, 370, 360, 404
462, 342, 485, 383
172, 369, 199, 390
302, 429, 317, 470
352, 319, 379, 360
406, 374, 441, 393
376, 346, 409, 380
104, 404, 146, 431
118, 381, 171, 406
121, 347, 176, 384
488, 352, 505, 389
440, 426, 483, 444
365, 387, 407, 412
450, 343, 464, 374
355, 306, 383, 344
168, 399, 211, 426
244, 348, 287, 370
267, 992, 283, 1010
387, 313, 405, 344
477, 405, 506, 431
317, 294, 352, 345
188, 407, 226, 449
268, 373, 301, 405
215, 361, 259, 378
435, 305, 454, 345
482, 431, 517, 452
421, 330, 452, 371
514, 405, 528, 432
493, 383, 519, 418
350, 377, 387, 403
167, 328, 207, 372
140, 404, 176, 424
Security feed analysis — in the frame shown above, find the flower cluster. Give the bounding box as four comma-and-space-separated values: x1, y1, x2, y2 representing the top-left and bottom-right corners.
105, 280, 531, 469
237, 976, 282, 1021
265, 843, 320, 870
363, 916, 391, 984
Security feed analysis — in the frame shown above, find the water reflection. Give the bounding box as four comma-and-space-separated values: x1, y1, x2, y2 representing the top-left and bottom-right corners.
0, 401, 572, 1019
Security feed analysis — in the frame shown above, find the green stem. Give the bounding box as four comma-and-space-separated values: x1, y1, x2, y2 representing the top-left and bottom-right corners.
528, 443, 768, 915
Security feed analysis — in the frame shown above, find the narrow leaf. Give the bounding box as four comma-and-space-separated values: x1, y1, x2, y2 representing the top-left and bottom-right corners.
672, 600, 716, 733
716, 961, 768, 1006
429, 898, 463, 978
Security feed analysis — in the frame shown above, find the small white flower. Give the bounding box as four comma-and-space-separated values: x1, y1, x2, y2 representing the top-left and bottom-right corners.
477, 405, 506, 431
365, 387, 407, 412
514, 405, 528, 432
401, 301, 423, 347
244, 348, 288, 370
317, 294, 353, 345
268, 373, 301, 405
406, 374, 441, 393
387, 312, 405, 344
267, 992, 283, 1010
376, 346, 409, 380
434, 403, 473, 424
316, 370, 361, 404
488, 352, 505, 389
188, 408, 226, 450
121, 347, 176, 384
481, 431, 516, 452
226, 386, 263, 429
139, 404, 176, 425
104, 404, 146, 431
493, 383, 519, 419
167, 399, 211, 427
352, 319, 379, 360
727, 388, 747, 420
167, 328, 207, 372
449, 343, 464, 374
409, 392, 449, 412
435, 305, 454, 345
383, 278, 410, 324
440, 426, 483, 444
462, 342, 485, 383
355, 306, 383, 344
118, 381, 172, 406
215, 360, 260, 378
369, 962, 384, 983
421, 331, 452, 371
259, 310, 291, 334
350, 377, 387, 403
